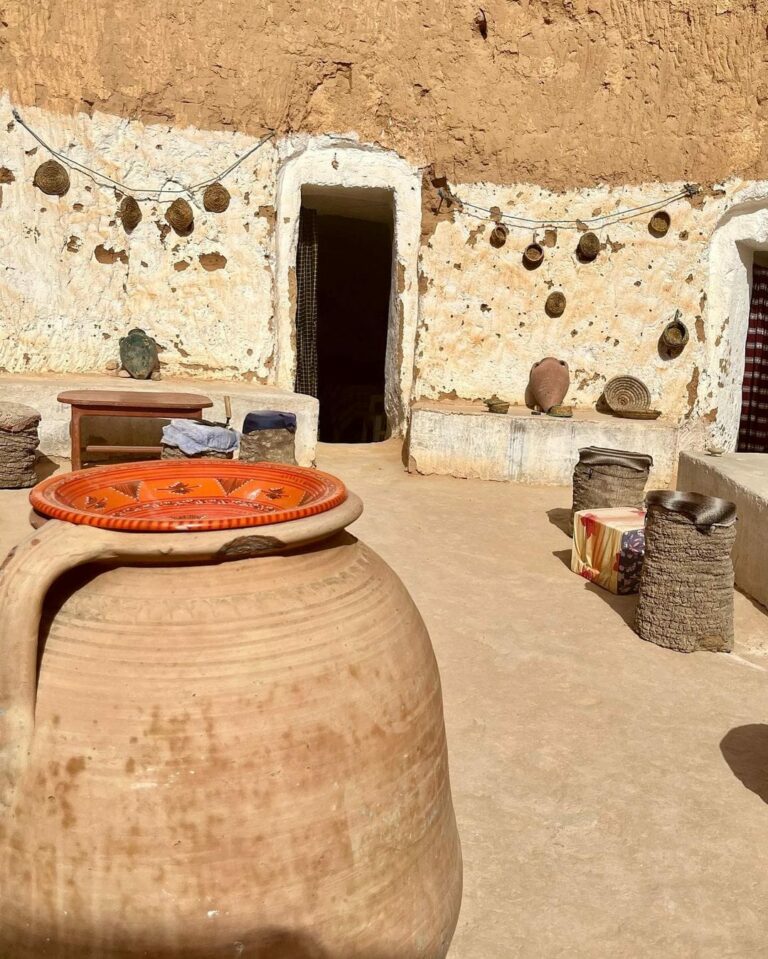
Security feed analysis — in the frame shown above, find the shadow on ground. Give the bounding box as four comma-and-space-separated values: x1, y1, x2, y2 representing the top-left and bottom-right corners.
720, 725, 768, 804
552, 548, 638, 628
546, 507, 572, 535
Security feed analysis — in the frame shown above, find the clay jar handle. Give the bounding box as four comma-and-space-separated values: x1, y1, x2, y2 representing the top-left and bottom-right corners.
0, 495, 364, 807
0, 520, 116, 807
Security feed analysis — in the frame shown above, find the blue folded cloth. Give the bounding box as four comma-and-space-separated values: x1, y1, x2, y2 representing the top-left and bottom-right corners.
242, 411, 297, 434
162, 419, 239, 455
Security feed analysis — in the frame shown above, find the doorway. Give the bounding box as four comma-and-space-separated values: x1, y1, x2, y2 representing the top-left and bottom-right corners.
738, 251, 768, 452
294, 186, 394, 443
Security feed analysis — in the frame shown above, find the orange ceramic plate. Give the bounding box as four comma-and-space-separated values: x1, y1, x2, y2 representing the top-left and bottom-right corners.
30, 460, 347, 533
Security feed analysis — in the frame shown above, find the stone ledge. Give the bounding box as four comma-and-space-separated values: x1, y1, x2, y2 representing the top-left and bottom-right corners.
677, 451, 768, 610
408, 402, 680, 485
0, 373, 318, 467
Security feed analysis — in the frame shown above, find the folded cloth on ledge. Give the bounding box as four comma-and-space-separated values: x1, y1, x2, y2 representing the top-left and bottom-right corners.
162, 419, 239, 456
571, 507, 646, 595
242, 411, 297, 434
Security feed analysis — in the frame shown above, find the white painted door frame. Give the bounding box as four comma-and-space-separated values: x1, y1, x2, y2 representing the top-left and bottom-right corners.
274, 138, 421, 436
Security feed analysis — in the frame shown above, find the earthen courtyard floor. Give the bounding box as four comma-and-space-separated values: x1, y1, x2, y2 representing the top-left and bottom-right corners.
2, 440, 767, 958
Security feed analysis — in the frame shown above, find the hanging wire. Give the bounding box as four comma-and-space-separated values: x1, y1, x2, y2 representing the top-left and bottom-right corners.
438, 183, 699, 231
11, 108, 275, 201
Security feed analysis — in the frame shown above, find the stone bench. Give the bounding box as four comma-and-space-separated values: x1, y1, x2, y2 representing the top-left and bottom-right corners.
408, 402, 680, 486
0, 374, 318, 467
677, 451, 768, 610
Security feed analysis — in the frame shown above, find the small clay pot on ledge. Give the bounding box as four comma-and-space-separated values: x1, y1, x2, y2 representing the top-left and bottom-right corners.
527, 357, 570, 413
485, 396, 510, 414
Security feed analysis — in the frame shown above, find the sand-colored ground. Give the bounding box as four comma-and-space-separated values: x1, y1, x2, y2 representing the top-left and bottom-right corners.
2, 441, 768, 957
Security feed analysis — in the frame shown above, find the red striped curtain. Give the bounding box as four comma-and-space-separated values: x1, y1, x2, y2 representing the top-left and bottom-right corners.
738, 263, 768, 452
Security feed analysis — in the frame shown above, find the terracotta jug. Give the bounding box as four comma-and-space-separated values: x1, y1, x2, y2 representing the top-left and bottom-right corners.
527, 356, 570, 412
0, 476, 462, 957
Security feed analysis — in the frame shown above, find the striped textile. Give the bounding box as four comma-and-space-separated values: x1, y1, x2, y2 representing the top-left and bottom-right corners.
738, 263, 768, 452
294, 207, 319, 398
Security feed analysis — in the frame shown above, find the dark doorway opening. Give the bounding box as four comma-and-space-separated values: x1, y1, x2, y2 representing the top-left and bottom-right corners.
296, 187, 394, 443
738, 252, 768, 452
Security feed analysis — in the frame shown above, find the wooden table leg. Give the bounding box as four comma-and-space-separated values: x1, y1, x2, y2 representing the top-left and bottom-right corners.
70, 408, 83, 470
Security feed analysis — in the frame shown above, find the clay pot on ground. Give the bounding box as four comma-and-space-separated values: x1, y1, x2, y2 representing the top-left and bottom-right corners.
0, 462, 462, 958
527, 357, 570, 412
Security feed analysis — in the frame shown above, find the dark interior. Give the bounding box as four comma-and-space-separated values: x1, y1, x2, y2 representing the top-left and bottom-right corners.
311, 207, 393, 443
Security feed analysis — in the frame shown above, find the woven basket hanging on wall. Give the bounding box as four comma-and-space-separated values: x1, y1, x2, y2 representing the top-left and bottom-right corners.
33, 160, 70, 196
576, 231, 600, 261
545, 291, 566, 317
165, 198, 194, 233
203, 182, 231, 213
119, 196, 142, 233
569, 446, 653, 536
635, 490, 737, 653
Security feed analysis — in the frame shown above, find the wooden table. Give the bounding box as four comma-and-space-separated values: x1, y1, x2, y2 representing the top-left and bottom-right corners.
58, 390, 213, 469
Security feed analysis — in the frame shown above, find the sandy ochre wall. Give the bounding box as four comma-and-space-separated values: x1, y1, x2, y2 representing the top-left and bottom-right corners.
1, 1, 767, 447
2, 0, 766, 188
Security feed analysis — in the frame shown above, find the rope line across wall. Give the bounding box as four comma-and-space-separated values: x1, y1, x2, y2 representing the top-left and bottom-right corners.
11, 109, 275, 201
438, 183, 699, 231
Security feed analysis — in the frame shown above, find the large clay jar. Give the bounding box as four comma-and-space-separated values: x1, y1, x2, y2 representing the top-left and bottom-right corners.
527, 356, 570, 412
0, 462, 462, 958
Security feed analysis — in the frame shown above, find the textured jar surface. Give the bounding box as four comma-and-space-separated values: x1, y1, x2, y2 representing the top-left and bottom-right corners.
0, 533, 462, 958
528, 357, 570, 412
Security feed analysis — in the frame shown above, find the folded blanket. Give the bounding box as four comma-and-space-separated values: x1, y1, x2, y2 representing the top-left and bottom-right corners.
162, 419, 239, 456
242, 410, 297, 434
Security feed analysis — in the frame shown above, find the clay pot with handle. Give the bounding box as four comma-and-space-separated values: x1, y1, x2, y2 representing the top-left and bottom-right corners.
527, 357, 570, 412
0, 461, 462, 958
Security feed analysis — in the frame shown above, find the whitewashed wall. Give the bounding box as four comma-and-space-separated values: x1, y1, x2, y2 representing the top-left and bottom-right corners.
0, 94, 279, 381
1, 96, 766, 450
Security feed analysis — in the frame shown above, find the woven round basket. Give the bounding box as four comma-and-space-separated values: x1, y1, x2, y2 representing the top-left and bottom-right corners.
604, 375, 651, 413
33, 160, 70, 197
577, 231, 600, 261
119, 196, 142, 233
649, 210, 671, 237
203, 182, 231, 213
545, 291, 566, 317
489, 225, 508, 249
523, 243, 544, 268
165, 198, 194, 233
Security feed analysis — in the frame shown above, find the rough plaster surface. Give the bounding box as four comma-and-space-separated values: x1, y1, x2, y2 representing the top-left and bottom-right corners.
0, 94, 279, 383
2, 1, 767, 189
408, 402, 679, 484
2, 98, 768, 450
678, 451, 768, 611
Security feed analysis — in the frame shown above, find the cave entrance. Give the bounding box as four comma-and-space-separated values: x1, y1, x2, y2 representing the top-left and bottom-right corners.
294, 186, 394, 443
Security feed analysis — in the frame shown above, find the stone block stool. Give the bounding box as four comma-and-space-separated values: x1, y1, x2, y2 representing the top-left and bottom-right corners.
635, 490, 737, 653
0, 402, 41, 488
238, 411, 297, 465
569, 446, 653, 535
